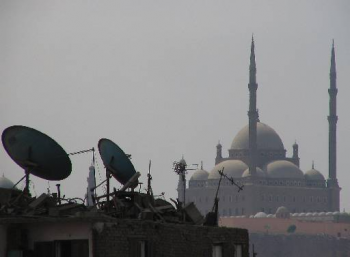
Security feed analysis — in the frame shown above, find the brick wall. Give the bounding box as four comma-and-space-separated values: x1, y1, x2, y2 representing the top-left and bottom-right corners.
92, 220, 249, 257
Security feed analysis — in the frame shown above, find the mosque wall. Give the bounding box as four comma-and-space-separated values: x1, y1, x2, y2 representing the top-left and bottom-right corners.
187, 183, 332, 217
249, 233, 350, 257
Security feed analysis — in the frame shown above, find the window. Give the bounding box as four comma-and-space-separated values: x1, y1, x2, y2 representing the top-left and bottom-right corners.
129, 239, 151, 257
212, 244, 223, 257
234, 245, 243, 257
229, 208, 232, 216
235, 208, 239, 216
242, 208, 245, 215
34, 240, 89, 257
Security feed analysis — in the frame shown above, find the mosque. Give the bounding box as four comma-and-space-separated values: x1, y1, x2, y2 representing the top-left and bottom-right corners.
179, 39, 341, 217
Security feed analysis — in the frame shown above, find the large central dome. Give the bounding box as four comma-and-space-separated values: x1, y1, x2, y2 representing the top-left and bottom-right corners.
231, 122, 284, 150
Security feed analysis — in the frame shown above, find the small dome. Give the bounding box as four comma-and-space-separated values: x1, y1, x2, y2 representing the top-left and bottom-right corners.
276, 206, 290, 219
264, 160, 304, 179
254, 212, 267, 218
208, 160, 248, 179
231, 122, 284, 150
0, 175, 15, 189
190, 169, 209, 181
179, 157, 187, 166
305, 169, 325, 181
267, 214, 274, 218
242, 167, 266, 177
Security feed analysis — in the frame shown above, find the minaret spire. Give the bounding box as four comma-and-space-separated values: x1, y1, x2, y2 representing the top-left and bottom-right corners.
248, 35, 258, 176
328, 40, 338, 186
327, 40, 340, 211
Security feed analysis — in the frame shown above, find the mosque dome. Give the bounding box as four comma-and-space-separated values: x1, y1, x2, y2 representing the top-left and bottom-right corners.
242, 167, 266, 177
254, 212, 267, 218
231, 122, 284, 150
264, 160, 304, 179
0, 175, 15, 189
208, 160, 248, 179
305, 168, 325, 181
276, 206, 290, 219
190, 169, 209, 181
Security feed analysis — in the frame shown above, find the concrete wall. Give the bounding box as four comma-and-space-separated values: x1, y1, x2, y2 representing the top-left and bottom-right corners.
92, 219, 249, 257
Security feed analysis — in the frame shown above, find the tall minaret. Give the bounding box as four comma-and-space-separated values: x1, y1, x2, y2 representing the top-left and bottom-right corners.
328, 40, 338, 187
327, 40, 340, 211
248, 36, 258, 176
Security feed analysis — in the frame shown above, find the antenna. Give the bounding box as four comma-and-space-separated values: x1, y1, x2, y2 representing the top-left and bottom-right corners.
2, 125, 72, 195
147, 160, 153, 197
98, 138, 139, 205
204, 167, 244, 226
173, 159, 198, 204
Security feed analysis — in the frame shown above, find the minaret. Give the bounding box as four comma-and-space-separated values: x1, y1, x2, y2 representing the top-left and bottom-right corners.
248, 36, 258, 176
292, 141, 300, 167
327, 40, 340, 212
215, 141, 222, 164
86, 162, 96, 207
327, 40, 339, 187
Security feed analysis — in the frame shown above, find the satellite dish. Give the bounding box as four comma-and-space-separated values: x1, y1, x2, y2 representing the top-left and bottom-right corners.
98, 138, 137, 185
2, 125, 72, 181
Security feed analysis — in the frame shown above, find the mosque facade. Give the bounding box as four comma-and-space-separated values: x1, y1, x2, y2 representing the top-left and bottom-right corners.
179, 39, 341, 217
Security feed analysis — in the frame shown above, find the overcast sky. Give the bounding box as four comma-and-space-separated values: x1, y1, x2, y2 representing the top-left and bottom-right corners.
1, 0, 350, 211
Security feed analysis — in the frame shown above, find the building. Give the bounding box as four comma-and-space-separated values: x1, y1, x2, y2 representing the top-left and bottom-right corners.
181, 38, 341, 217
0, 176, 249, 257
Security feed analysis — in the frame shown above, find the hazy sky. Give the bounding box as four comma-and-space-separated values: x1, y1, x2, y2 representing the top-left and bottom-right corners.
1, 1, 350, 210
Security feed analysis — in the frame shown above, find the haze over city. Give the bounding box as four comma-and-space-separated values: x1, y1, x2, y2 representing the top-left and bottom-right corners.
1, 1, 350, 211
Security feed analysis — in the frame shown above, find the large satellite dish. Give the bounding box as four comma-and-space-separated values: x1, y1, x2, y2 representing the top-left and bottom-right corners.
98, 138, 137, 185
2, 125, 72, 181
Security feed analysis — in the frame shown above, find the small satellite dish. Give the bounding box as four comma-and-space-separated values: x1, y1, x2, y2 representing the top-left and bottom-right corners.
98, 138, 137, 185
2, 125, 72, 181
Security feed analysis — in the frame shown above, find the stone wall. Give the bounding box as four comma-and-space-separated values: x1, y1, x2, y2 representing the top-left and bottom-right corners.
92, 220, 249, 257
250, 233, 350, 257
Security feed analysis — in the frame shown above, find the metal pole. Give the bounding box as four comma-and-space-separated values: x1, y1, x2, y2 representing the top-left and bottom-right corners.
106, 170, 110, 205
182, 173, 186, 204
56, 184, 61, 205
25, 169, 30, 195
